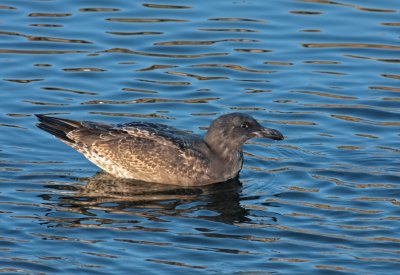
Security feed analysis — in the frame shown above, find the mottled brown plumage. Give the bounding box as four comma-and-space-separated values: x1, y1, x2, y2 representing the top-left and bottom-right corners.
35, 113, 284, 186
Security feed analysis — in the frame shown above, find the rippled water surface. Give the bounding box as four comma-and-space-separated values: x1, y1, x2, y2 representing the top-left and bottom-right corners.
1, 0, 399, 274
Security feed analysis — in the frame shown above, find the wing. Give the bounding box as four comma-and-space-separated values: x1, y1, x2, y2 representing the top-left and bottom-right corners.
68, 121, 212, 182
113, 122, 202, 150
36, 115, 212, 183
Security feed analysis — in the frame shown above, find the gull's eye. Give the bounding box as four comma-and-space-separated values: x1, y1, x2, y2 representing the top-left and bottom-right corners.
241, 122, 249, 129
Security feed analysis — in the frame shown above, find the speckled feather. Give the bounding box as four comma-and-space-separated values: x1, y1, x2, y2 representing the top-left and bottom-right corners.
69, 121, 213, 184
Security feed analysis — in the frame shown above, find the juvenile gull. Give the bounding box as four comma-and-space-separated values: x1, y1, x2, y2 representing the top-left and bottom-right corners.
35, 113, 284, 186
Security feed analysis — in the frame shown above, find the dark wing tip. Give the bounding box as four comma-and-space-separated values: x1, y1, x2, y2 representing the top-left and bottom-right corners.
35, 114, 47, 121
34, 114, 78, 143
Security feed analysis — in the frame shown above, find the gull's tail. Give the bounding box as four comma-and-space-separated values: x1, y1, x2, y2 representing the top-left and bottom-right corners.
35, 114, 81, 143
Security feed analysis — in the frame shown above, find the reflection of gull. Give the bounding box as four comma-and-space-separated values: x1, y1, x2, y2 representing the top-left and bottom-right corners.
82, 172, 241, 198
81, 172, 210, 201
36, 113, 283, 186
51, 173, 250, 224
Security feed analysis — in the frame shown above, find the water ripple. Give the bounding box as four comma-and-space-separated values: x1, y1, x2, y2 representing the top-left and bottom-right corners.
0, 31, 92, 44
302, 43, 400, 50
106, 18, 188, 23
1, 0, 399, 274
100, 48, 228, 58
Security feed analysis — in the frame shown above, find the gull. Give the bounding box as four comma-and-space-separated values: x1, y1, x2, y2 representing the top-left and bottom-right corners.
36, 113, 284, 186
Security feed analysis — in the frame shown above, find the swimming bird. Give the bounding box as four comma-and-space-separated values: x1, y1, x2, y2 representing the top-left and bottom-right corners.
35, 113, 284, 186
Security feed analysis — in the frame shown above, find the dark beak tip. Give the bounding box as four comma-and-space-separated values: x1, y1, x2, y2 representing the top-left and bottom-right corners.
254, 128, 284, 141
270, 133, 284, 141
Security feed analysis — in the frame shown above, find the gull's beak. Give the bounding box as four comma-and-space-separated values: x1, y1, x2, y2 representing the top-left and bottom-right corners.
252, 127, 284, 140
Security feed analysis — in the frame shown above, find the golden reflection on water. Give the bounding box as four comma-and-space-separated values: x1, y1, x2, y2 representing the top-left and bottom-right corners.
142, 3, 192, 9
62, 67, 106, 72
79, 8, 120, 12
244, 89, 272, 94
290, 11, 323, 15
370, 86, 400, 92
208, 18, 265, 22
0, 49, 87, 54
4, 78, 43, 83
81, 97, 220, 105
121, 88, 158, 94
136, 64, 178, 71
22, 100, 70, 106
198, 28, 258, 33
235, 48, 271, 53
303, 60, 340, 65
107, 31, 163, 36
154, 39, 258, 45
34, 63, 53, 67
30, 24, 64, 28
344, 54, 400, 63
166, 71, 228, 81
191, 63, 275, 73
312, 174, 397, 189
106, 18, 188, 23
302, 43, 400, 50
381, 74, 400, 80
381, 22, 400, 26
28, 12, 72, 17
0, 31, 92, 44
100, 48, 228, 58
28, 36, 91, 44
136, 79, 191, 85
0, 123, 26, 129
41, 87, 99, 95
0, 5, 16, 10
290, 90, 357, 100
299, 0, 397, 13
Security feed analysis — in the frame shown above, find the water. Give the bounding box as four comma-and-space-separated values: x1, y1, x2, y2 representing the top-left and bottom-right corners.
1, 0, 399, 274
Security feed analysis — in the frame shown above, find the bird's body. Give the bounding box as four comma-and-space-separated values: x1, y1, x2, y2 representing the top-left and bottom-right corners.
35, 113, 283, 186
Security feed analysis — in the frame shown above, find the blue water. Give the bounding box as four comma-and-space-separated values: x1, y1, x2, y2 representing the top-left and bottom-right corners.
1, 0, 399, 274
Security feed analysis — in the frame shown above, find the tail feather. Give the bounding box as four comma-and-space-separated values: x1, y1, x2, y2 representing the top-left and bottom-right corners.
35, 114, 81, 143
